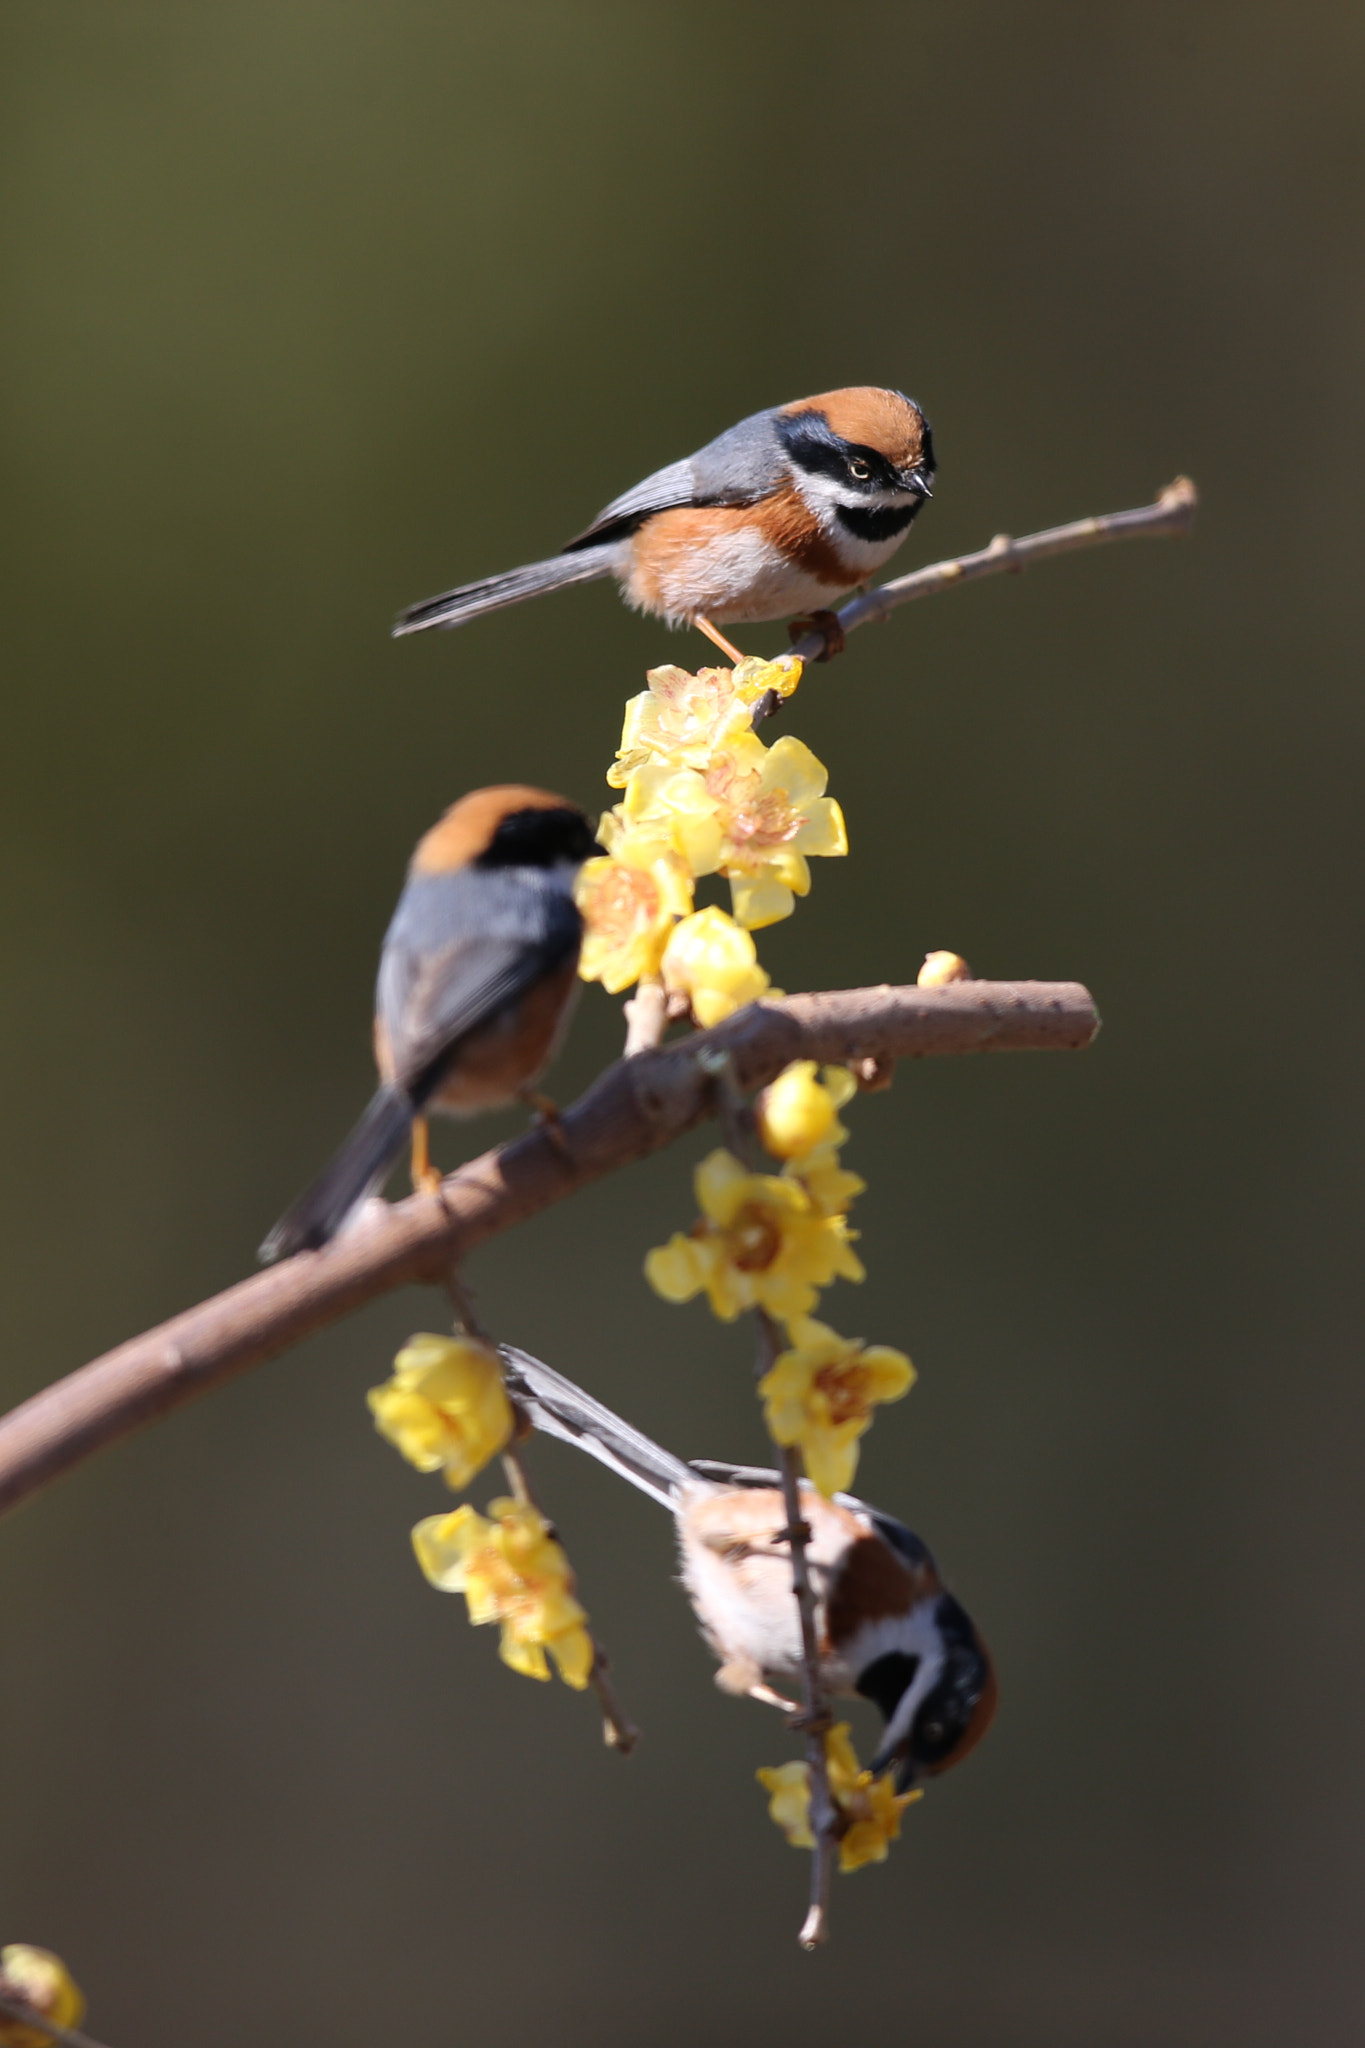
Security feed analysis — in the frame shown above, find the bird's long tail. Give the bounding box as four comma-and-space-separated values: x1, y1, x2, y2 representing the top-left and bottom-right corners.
258, 1084, 414, 1263
498, 1346, 700, 1510
392, 543, 618, 636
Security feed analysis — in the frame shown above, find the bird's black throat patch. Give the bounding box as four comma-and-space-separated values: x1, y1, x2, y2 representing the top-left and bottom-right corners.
835, 499, 925, 544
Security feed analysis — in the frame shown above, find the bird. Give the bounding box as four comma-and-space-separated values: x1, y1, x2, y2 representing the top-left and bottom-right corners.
393, 387, 935, 665
499, 1346, 996, 1791
259, 787, 601, 1263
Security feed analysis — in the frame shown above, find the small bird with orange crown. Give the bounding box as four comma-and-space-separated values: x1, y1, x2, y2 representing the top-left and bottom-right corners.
393, 387, 935, 664
500, 1346, 997, 1791
259, 786, 600, 1263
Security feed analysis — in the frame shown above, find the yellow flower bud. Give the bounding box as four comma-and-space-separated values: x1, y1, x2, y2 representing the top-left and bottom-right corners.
730, 653, 802, 704
0, 1948, 85, 2048
756, 1061, 841, 1160
367, 1334, 513, 1491
918, 950, 972, 987
660, 906, 771, 1028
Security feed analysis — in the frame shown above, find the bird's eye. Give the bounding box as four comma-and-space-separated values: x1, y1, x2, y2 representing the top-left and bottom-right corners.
849, 458, 871, 481
920, 1720, 946, 1746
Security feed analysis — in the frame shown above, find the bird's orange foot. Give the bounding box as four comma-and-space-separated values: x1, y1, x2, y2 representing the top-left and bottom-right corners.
692, 613, 747, 666
788, 609, 845, 662
410, 1115, 444, 1196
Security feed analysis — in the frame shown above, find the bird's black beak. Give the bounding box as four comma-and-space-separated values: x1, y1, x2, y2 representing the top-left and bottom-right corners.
900, 468, 933, 499
892, 1751, 920, 1793
870, 1738, 917, 1792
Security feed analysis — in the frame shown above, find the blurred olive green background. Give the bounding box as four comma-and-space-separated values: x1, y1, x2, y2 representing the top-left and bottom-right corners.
1, 3, 1362, 2042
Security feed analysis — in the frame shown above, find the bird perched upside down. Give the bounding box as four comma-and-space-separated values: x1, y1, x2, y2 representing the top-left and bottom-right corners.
500, 1347, 995, 1791
394, 387, 935, 665
260, 787, 600, 1263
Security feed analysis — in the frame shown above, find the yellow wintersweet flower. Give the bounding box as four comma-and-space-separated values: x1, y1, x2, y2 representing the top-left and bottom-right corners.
0, 1946, 86, 2048
616, 728, 847, 929
758, 1316, 915, 1497
645, 1148, 863, 1323
757, 1724, 921, 1873
575, 832, 695, 993
660, 906, 772, 1028
607, 656, 803, 786
411, 1497, 594, 1688
367, 1333, 514, 1492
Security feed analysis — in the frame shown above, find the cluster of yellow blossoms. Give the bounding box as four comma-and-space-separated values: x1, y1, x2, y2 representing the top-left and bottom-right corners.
575, 654, 847, 1023
647, 1062, 914, 1498
413, 1497, 593, 1688
367, 1334, 592, 1690
360, 654, 926, 1891
758, 1724, 921, 1873
0, 1946, 85, 2048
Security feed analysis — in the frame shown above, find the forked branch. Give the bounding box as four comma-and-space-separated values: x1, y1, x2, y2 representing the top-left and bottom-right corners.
0, 979, 1097, 1519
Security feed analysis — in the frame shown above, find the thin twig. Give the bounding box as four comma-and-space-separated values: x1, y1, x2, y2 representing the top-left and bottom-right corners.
441, 1270, 492, 1345
0, 1989, 115, 2048
0, 980, 1097, 1521
584, 1645, 638, 1754
752, 478, 1197, 713
753, 1310, 837, 1948
502, 1443, 640, 1755
622, 975, 668, 1056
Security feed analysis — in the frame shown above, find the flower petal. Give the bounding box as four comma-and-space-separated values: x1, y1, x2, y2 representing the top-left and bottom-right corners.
759, 734, 829, 807
729, 870, 796, 929
548, 1624, 595, 1690
793, 797, 848, 859
693, 1147, 751, 1225
644, 1234, 707, 1303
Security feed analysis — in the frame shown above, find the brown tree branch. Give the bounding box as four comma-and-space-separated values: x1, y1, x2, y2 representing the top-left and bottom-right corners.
0, 980, 1098, 1521
621, 974, 668, 1056
781, 476, 1197, 671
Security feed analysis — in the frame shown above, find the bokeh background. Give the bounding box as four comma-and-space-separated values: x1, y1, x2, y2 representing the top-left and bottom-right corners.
2, 4, 1363, 2042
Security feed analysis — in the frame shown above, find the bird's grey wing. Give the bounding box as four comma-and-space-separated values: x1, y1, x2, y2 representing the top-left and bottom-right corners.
687, 1458, 783, 1489
856, 1507, 934, 1572
561, 409, 787, 551
377, 868, 581, 1092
